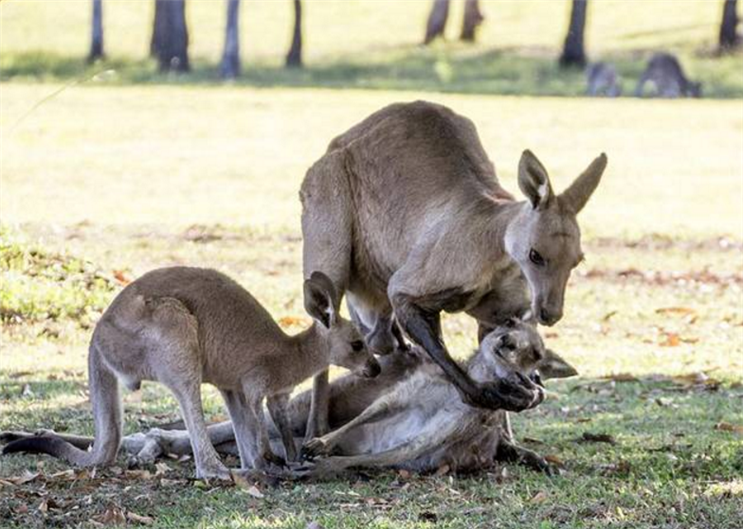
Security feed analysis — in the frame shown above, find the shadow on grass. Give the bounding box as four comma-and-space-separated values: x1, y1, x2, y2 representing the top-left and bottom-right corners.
2, 46, 742, 98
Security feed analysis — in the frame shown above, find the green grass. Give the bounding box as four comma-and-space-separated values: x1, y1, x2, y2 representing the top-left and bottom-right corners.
1, 1, 742, 527
1, 0, 742, 97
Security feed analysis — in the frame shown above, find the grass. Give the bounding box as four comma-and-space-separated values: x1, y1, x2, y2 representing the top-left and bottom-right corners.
1, 1, 742, 527
1, 0, 742, 97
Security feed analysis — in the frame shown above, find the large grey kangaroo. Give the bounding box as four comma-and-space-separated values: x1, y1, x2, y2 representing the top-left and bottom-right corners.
635, 53, 702, 98
2, 267, 379, 479
3, 321, 577, 475
300, 101, 606, 437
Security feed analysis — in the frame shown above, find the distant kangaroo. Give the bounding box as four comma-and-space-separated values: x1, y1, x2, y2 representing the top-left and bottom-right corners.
586, 62, 622, 97
2, 267, 379, 479
3, 320, 577, 475
301, 101, 606, 437
635, 53, 702, 98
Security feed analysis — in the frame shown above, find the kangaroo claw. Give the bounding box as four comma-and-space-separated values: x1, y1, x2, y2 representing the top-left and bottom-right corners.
301, 437, 330, 460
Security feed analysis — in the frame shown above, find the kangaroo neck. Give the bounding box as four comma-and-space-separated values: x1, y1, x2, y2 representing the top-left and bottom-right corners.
483, 199, 527, 259
291, 323, 331, 378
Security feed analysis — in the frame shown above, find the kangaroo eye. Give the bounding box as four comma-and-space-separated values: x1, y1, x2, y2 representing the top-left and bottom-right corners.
529, 249, 545, 266
350, 340, 365, 352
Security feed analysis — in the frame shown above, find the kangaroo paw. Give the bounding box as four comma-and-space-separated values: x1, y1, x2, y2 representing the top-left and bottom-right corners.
301, 437, 331, 460
195, 463, 232, 481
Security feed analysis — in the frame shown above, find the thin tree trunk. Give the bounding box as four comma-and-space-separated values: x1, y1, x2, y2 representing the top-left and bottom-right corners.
88, 0, 104, 62
424, 0, 450, 45
150, 0, 190, 73
286, 0, 303, 68
220, 0, 241, 78
559, 0, 588, 68
460, 0, 484, 42
719, 0, 739, 52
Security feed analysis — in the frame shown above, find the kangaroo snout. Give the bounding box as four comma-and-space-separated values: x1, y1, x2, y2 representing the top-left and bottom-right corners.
362, 358, 381, 378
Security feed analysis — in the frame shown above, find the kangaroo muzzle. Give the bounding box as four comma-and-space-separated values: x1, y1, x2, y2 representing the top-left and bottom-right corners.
362, 358, 381, 378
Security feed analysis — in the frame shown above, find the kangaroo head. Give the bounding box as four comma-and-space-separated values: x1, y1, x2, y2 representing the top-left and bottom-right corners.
473, 315, 578, 393
505, 150, 607, 326
304, 272, 380, 378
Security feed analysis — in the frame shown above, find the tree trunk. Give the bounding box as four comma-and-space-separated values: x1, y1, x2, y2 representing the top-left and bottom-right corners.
286, 0, 303, 68
88, 0, 104, 62
424, 0, 450, 45
559, 0, 588, 68
460, 0, 484, 42
719, 0, 739, 52
220, 0, 241, 78
150, 0, 190, 73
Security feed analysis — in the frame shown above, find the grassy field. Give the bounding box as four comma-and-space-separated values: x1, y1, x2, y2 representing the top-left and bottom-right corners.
1, 1, 743, 528
1, 0, 742, 97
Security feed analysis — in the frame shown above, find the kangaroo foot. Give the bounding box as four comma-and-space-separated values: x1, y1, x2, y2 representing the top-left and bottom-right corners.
195, 461, 232, 481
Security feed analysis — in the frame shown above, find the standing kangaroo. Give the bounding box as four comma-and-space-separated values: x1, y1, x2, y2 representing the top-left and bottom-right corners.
2, 267, 379, 479
3, 321, 577, 475
300, 101, 606, 437
635, 53, 702, 98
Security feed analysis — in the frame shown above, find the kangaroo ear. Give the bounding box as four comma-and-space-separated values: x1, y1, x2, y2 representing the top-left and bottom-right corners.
559, 153, 607, 214
537, 349, 579, 380
518, 150, 553, 210
303, 272, 338, 328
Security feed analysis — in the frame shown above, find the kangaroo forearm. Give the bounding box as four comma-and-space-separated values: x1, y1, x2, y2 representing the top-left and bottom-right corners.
393, 296, 477, 396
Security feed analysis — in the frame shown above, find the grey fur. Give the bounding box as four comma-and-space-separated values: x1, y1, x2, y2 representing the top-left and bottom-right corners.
586, 62, 622, 97
2, 267, 379, 480
300, 101, 605, 429
635, 53, 702, 98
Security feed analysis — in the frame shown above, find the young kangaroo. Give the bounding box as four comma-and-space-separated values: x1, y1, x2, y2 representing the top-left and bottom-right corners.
300, 317, 576, 477
586, 62, 622, 97
635, 53, 702, 98
2, 267, 380, 479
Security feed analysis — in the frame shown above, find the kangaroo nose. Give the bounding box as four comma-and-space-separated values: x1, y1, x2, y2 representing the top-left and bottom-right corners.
539, 307, 562, 326
363, 359, 381, 378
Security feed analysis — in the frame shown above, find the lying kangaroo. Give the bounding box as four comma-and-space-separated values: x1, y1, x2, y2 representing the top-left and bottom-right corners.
586, 62, 622, 97
2, 267, 379, 479
3, 321, 577, 475
635, 53, 702, 98
301, 101, 606, 436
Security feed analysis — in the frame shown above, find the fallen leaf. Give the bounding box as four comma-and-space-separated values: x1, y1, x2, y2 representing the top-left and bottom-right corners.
434, 464, 450, 476
714, 422, 743, 434
579, 432, 617, 445
124, 470, 152, 480
278, 316, 306, 328
38, 499, 49, 513
544, 454, 565, 466
522, 436, 545, 445
655, 307, 696, 316
530, 491, 548, 503
49, 469, 76, 480
659, 333, 681, 347
127, 512, 155, 525
154, 462, 171, 476
397, 469, 411, 479
94, 506, 127, 526
602, 373, 638, 382
10, 470, 40, 485
15, 504, 28, 514
113, 270, 131, 285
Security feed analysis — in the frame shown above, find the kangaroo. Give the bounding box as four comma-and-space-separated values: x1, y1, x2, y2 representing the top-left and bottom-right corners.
586, 62, 622, 97
2, 267, 380, 479
300, 101, 606, 437
299, 317, 575, 477
3, 322, 577, 475
635, 53, 702, 98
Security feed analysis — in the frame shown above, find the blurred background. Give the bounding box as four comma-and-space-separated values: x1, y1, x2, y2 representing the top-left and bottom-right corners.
0, 2, 742, 528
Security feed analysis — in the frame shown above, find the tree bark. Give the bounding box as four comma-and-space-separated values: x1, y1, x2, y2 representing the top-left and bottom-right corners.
220, 0, 241, 78
460, 0, 484, 42
559, 0, 588, 68
150, 0, 190, 73
719, 0, 739, 52
88, 0, 104, 62
286, 0, 303, 68
424, 0, 450, 45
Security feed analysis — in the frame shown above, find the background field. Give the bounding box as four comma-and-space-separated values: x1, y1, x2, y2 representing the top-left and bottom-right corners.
1, 1, 742, 529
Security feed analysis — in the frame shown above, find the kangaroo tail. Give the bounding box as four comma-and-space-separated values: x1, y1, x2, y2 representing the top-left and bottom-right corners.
3, 342, 122, 467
